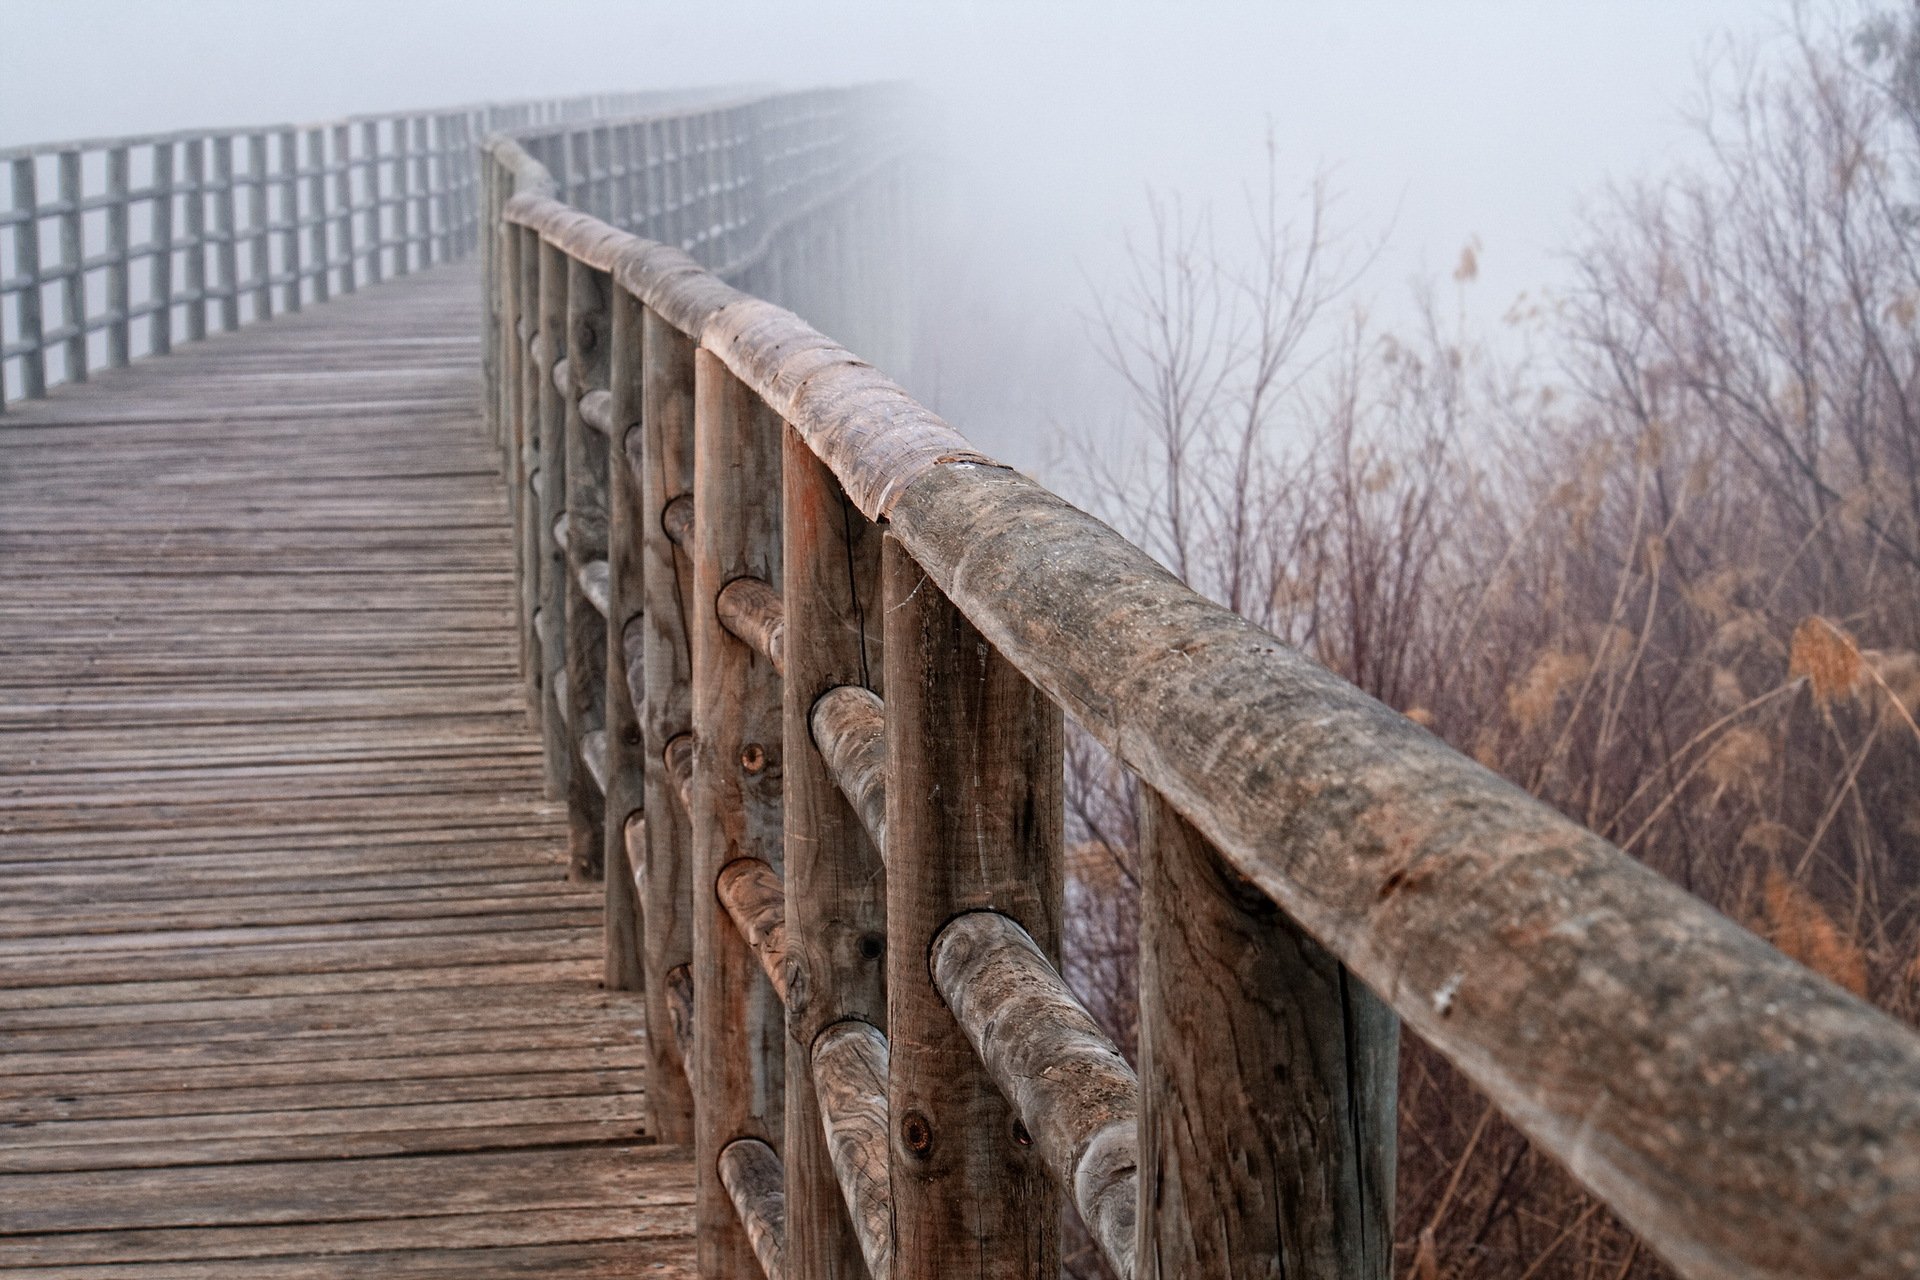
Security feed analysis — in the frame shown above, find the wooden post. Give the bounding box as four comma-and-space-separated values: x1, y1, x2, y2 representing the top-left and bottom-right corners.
107, 145, 131, 362
182, 139, 207, 341
333, 123, 356, 293
562, 258, 611, 882
149, 142, 174, 355
1136, 793, 1397, 1278
56, 150, 85, 381
882, 535, 1062, 1278
534, 237, 572, 800
306, 128, 329, 304
10, 158, 45, 398
392, 120, 411, 276
514, 224, 543, 725
413, 117, 432, 266
781, 426, 886, 1280
361, 120, 383, 285
691, 348, 786, 1280
212, 136, 239, 332
246, 134, 270, 321
278, 129, 299, 312
601, 280, 647, 991
639, 304, 698, 1141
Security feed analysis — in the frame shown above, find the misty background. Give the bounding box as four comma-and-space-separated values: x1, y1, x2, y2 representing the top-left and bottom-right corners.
3, 0, 1765, 469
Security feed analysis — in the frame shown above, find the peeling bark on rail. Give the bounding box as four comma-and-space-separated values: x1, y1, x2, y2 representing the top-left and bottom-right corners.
882, 463, 1920, 1280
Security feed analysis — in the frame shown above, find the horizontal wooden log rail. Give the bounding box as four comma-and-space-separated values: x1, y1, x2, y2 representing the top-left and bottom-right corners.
486, 87, 1920, 1280
0, 91, 684, 407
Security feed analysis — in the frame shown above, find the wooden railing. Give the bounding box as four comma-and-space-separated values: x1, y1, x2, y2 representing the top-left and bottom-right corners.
486, 89, 1920, 1280
0, 91, 689, 407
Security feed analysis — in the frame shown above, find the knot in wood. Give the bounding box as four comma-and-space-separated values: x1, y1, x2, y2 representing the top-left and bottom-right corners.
900, 1109, 934, 1158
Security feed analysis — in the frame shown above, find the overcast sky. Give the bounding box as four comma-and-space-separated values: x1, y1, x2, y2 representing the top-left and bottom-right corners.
3, 0, 1782, 459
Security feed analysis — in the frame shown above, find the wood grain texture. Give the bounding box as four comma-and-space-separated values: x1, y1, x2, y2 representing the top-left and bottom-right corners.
532, 238, 572, 801
599, 282, 647, 991
561, 258, 612, 881
638, 304, 699, 1140
719, 1138, 788, 1280
881, 534, 1062, 1280
807, 686, 887, 860
809, 1021, 893, 1280
1136, 795, 1393, 1279
691, 347, 787, 1280
0, 264, 692, 1278
780, 426, 887, 1280
931, 911, 1138, 1279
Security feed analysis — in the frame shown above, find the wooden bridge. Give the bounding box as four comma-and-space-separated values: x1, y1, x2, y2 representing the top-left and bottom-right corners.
1, 90, 1916, 1280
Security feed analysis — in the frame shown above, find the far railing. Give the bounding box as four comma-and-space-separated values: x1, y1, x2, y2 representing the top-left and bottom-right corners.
0, 91, 687, 408
486, 88, 1919, 1280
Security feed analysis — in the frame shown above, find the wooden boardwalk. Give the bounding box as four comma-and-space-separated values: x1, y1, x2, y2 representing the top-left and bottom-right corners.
0, 266, 694, 1277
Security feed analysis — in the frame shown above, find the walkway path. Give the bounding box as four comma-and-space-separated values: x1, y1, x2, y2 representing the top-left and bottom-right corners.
0, 266, 693, 1277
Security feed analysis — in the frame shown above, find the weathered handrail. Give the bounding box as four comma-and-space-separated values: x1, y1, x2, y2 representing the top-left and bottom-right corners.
488, 88, 1920, 1280
0, 90, 686, 406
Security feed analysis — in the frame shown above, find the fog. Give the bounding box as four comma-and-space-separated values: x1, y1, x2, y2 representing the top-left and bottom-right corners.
4, 0, 1769, 464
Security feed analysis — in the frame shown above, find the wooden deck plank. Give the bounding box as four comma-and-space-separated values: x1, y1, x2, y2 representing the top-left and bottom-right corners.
0, 264, 693, 1276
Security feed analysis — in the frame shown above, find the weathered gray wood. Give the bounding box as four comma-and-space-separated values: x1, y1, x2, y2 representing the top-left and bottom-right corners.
109, 144, 133, 363
810, 1020, 893, 1280
691, 347, 786, 1280
719, 1138, 788, 1280
561, 257, 611, 881
882, 534, 1062, 1279
533, 238, 571, 801
151, 142, 175, 353
931, 911, 1138, 1279
717, 575, 786, 677
780, 425, 887, 1280
600, 282, 647, 991
11, 158, 46, 397
807, 686, 887, 859
639, 305, 698, 1141
57, 149, 87, 379
1135, 793, 1394, 1278
277, 129, 300, 313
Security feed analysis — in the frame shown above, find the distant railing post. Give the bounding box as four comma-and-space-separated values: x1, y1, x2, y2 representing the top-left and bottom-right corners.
782, 424, 888, 1280
691, 348, 786, 1280
246, 133, 270, 320
638, 302, 698, 1141
150, 141, 175, 355
211, 136, 239, 332
10, 157, 45, 398
392, 121, 412, 276
182, 139, 208, 341
882, 534, 1063, 1278
306, 128, 329, 304
361, 120, 384, 285
56, 149, 85, 380
107, 144, 131, 363
333, 123, 356, 293
278, 128, 300, 312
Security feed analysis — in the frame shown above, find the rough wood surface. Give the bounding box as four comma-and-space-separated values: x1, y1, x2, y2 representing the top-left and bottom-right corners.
560, 258, 611, 881
716, 575, 787, 677
718, 1139, 788, 1280
882, 463, 1920, 1280
532, 239, 572, 801
882, 534, 1062, 1279
0, 265, 694, 1278
1135, 794, 1393, 1277
810, 1022, 893, 1280
638, 304, 699, 1139
690, 347, 787, 1280
807, 686, 887, 860
598, 282, 647, 992
780, 427, 887, 1280
930, 911, 1138, 1279
718, 858, 792, 1001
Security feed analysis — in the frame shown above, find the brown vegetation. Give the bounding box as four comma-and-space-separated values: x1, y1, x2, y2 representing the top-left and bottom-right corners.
1060, 7, 1920, 1277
